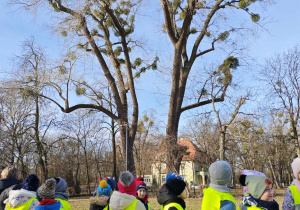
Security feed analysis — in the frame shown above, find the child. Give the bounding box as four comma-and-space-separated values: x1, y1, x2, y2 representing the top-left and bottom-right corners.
54, 177, 71, 210
239, 174, 279, 210
4, 174, 39, 210
36, 178, 61, 210
136, 177, 151, 210
157, 173, 188, 210
283, 157, 300, 210
109, 171, 145, 210
90, 177, 116, 210
201, 161, 236, 210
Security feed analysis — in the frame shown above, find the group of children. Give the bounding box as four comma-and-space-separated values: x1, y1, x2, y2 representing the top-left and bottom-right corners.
3, 157, 300, 210
200, 158, 300, 210
3, 175, 70, 210
89, 157, 300, 210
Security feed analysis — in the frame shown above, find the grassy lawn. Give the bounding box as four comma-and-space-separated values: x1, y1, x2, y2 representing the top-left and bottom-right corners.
69, 188, 286, 210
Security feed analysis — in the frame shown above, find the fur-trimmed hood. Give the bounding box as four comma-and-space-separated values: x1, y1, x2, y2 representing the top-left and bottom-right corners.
89, 197, 108, 206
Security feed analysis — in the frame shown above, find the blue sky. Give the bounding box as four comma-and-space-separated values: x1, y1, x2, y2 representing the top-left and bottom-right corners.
0, 0, 300, 130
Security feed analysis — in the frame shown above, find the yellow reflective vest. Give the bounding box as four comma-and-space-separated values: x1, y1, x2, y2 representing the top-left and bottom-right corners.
147, 202, 151, 210
161, 202, 185, 210
55, 198, 71, 210
5, 198, 38, 210
289, 185, 300, 209
103, 205, 111, 210
124, 199, 139, 210
201, 187, 236, 210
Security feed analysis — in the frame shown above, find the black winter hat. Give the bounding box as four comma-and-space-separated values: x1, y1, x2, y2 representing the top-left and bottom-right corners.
166, 178, 186, 195
22, 174, 40, 192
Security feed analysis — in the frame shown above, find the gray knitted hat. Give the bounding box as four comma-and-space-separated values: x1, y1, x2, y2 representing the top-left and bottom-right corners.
37, 178, 56, 199
209, 161, 232, 185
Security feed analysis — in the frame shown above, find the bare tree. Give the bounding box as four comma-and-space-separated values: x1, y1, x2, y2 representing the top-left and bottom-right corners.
211, 96, 247, 160
10, 0, 160, 173
261, 46, 300, 157
159, 0, 266, 172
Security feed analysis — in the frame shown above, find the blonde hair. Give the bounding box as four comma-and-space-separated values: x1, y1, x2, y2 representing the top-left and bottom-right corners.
1, 166, 19, 179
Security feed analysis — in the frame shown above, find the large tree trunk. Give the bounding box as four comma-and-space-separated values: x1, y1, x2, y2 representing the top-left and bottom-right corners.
165, 46, 189, 173
120, 126, 136, 174
219, 131, 225, 160
111, 119, 118, 180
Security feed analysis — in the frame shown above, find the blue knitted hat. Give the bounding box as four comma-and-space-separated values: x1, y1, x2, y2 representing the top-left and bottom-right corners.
166, 173, 183, 182
105, 177, 116, 190
97, 180, 112, 198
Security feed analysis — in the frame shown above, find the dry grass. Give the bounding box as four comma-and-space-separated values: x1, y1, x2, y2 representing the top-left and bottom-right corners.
69, 190, 286, 210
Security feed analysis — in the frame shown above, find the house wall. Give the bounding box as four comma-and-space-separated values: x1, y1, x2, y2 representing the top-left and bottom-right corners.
179, 161, 194, 187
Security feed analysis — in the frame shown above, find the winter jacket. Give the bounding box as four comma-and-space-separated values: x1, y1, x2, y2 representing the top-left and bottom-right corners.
0, 179, 22, 210
35, 199, 61, 210
136, 194, 151, 210
109, 191, 145, 210
89, 196, 110, 210
157, 184, 186, 210
3, 188, 38, 210
238, 195, 279, 210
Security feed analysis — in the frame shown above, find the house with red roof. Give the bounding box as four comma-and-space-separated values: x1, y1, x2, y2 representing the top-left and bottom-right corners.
142, 139, 208, 188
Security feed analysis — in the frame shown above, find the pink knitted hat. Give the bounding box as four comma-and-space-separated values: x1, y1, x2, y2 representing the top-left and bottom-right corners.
118, 171, 136, 196
292, 158, 300, 179
291, 158, 300, 192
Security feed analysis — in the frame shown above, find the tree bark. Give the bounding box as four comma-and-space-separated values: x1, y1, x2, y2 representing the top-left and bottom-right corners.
219, 131, 226, 161
111, 119, 117, 180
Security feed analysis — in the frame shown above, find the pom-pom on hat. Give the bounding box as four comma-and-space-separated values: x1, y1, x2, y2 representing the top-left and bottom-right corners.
37, 178, 56, 199
209, 161, 232, 185
22, 174, 40, 192
118, 171, 136, 196
166, 173, 183, 182
166, 177, 186, 196
239, 174, 272, 199
136, 177, 147, 191
97, 180, 112, 197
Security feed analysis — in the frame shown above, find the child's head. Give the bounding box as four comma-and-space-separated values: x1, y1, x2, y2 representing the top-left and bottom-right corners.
54, 177, 67, 193
166, 173, 183, 182
292, 158, 300, 180
105, 177, 116, 191
166, 173, 187, 200
239, 174, 273, 201
36, 178, 56, 202
22, 174, 40, 192
97, 179, 112, 198
118, 171, 136, 196
241, 170, 266, 195
209, 161, 232, 186
136, 177, 147, 199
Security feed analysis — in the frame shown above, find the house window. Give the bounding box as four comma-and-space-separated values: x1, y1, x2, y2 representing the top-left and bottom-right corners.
161, 175, 166, 183
144, 176, 151, 183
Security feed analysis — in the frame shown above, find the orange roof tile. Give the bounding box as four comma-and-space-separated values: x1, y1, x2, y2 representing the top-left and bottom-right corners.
178, 139, 206, 162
